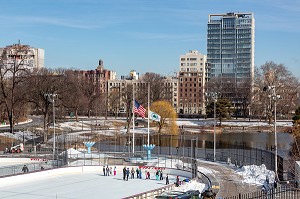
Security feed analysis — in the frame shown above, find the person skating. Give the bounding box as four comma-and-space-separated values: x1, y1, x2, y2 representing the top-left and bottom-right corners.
131, 167, 135, 179
139, 169, 142, 179
106, 166, 110, 176
113, 166, 116, 176
109, 167, 112, 175
123, 166, 126, 180
22, 165, 29, 173
155, 170, 159, 180
166, 174, 169, 185
160, 170, 163, 180
126, 168, 130, 181
175, 176, 180, 187
147, 171, 150, 179
136, 167, 139, 178
103, 166, 106, 176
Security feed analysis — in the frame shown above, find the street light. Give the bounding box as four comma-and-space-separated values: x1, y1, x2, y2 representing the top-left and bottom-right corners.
45, 93, 57, 166
205, 92, 218, 162
263, 86, 280, 180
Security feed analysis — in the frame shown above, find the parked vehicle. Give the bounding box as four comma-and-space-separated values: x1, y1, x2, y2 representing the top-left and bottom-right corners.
155, 190, 200, 199
4, 143, 24, 153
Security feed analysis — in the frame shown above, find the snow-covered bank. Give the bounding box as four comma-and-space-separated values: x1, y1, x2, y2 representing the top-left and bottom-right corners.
236, 164, 275, 185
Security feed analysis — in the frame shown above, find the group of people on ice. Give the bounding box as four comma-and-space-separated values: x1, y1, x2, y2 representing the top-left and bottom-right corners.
103, 165, 182, 187
102, 165, 116, 176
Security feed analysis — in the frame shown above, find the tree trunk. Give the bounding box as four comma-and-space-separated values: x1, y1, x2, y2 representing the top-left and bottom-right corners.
8, 112, 14, 134
43, 113, 48, 142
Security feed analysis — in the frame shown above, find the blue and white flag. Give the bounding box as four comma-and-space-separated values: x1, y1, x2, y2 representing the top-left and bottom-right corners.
149, 110, 161, 122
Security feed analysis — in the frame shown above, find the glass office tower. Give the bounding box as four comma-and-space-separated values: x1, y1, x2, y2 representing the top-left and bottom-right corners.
207, 12, 255, 114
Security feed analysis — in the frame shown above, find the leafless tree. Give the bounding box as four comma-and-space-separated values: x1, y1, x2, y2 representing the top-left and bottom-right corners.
252, 61, 300, 122
24, 68, 62, 141
122, 83, 133, 133
0, 44, 32, 133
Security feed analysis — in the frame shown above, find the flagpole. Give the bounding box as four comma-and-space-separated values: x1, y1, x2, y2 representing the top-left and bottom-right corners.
132, 83, 135, 154
147, 83, 150, 146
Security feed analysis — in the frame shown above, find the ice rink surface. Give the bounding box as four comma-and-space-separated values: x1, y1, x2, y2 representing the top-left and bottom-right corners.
0, 167, 176, 199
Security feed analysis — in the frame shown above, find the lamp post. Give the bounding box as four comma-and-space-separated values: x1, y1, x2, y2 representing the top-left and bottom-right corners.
45, 93, 57, 166
263, 86, 280, 180
205, 92, 218, 162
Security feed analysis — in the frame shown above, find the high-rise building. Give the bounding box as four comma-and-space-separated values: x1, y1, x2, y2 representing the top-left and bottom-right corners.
0, 43, 44, 70
178, 50, 206, 115
207, 12, 255, 112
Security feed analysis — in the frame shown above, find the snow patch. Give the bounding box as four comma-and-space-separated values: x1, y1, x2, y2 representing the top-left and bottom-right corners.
236, 164, 275, 185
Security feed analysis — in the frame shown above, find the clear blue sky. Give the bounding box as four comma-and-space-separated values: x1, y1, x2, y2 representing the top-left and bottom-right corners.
0, 0, 299, 78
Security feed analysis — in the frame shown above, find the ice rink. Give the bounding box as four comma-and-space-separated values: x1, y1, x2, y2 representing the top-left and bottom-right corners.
0, 166, 178, 199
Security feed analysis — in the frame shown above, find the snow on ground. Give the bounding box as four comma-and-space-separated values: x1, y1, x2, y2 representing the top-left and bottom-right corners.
174, 180, 206, 192
235, 164, 275, 185
0, 118, 293, 145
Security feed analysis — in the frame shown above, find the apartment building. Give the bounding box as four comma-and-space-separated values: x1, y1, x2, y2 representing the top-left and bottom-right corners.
178, 50, 206, 115
0, 43, 44, 71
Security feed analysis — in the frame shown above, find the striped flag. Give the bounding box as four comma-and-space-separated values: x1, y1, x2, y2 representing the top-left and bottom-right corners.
134, 100, 146, 118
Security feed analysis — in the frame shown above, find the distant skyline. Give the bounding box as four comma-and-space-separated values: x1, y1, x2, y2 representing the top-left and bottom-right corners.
0, 0, 299, 78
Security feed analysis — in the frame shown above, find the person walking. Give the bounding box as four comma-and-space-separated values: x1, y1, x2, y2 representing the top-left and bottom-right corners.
123, 167, 126, 180
166, 174, 169, 185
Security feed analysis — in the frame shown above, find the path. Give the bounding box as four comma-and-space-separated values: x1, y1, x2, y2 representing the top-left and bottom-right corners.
198, 161, 261, 198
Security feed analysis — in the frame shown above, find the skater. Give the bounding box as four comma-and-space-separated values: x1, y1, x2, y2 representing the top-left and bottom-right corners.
155, 170, 159, 180
136, 167, 139, 178
160, 170, 163, 180
106, 166, 110, 176
22, 165, 29, 173
103, 166, 106, 176
123, 167, 126, 180
126, 168, 130, 181
109, 167, 112, 175
139, 169, 142, 179
113, 166, 116, 176
131, 167, 135, 179
147, 171, 150, 179
166, 174, 169, 185
175, 176, 180, 187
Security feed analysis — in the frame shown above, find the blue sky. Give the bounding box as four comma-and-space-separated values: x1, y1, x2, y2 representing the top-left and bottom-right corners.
0, 0, 299, 78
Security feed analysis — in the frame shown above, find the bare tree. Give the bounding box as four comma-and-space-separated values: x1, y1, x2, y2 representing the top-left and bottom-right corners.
24, 68, 62, 141
0, 44, 32, 133
252, 61, 300, 122
141, 73, 165, 102
122, 83, 133, 133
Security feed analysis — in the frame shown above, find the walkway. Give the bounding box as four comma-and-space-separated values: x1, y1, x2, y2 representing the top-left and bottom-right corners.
198, 161, 261, 198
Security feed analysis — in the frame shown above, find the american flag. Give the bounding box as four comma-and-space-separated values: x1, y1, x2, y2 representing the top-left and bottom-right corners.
134, 100, 146, 118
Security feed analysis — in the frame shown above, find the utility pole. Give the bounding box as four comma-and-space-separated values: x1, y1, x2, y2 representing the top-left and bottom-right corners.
45, 93, 57, 167
263, 85, 280, 180
205, 92, 218, 162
